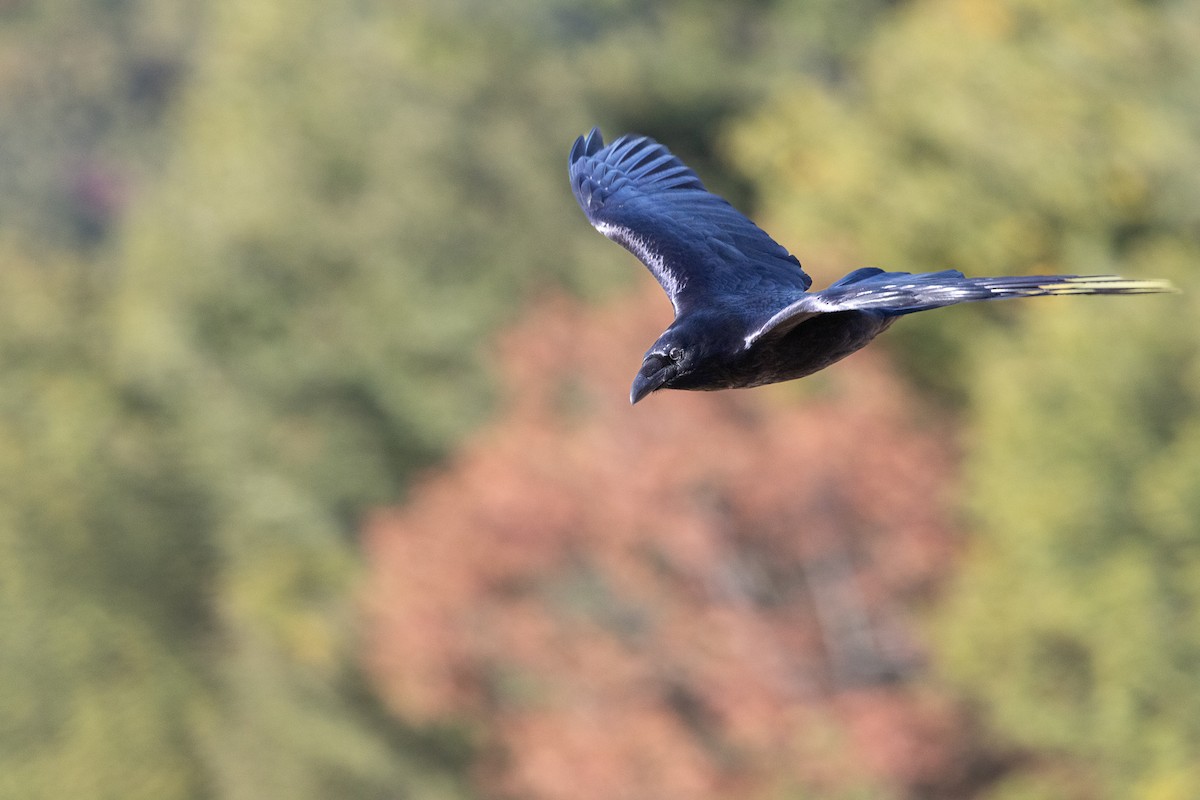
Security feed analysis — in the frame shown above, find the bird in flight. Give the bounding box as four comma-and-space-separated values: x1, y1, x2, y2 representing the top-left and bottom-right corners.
569, 128, 1175, 404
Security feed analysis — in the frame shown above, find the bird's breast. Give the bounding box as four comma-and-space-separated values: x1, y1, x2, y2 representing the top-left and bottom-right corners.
684, 311, 892, 390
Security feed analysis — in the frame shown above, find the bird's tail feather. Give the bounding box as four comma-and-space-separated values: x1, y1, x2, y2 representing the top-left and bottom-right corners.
971, 275, 1177, 297
857, 273, 1179, 316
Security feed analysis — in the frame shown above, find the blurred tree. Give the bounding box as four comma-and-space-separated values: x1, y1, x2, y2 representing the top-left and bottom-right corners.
731, 0, 1200, 796
0, 5, 214, 797
731, 0, 1198, 398
3, 0, 911, 795
0, 0, 198, 249
0, 0, 590, 795
0, 245, 207, 799
30, 0, 1197, 796
85, 0, 915, 795
363, 289, 978, 800
546, 0, 903, 205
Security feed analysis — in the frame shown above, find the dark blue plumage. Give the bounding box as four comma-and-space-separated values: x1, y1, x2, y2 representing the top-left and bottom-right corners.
569, 128, 1176, 404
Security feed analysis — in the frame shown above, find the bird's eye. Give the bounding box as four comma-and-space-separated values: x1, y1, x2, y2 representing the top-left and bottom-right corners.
668, 347, 683, 363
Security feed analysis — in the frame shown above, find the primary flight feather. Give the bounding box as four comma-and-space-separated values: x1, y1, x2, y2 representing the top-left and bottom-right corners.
568, 128, 1176, 404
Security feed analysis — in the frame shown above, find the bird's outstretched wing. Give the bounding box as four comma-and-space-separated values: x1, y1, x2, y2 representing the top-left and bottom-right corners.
569, 128, 812, 315
745, 269, 1177, 347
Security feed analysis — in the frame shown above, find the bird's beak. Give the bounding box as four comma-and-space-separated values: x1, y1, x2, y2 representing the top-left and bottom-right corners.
630, 358, 672, 405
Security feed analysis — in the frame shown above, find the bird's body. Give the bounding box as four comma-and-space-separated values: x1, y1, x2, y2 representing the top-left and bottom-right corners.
637, 306, 894, 392
568, 128, 1175, 403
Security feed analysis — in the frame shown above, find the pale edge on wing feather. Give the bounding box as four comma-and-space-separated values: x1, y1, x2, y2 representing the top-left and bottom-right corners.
741, 276, 1176, 349
1015, 277, 1178, 294
595, 221, 687, 313
741, 296, 832, 349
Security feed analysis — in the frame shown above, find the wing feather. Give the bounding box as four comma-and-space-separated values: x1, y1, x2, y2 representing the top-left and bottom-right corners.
745, 270, 1177, 347
569, 128, 811, 315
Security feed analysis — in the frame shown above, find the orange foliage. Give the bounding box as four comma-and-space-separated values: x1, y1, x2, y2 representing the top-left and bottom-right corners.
363, 288, 978, 799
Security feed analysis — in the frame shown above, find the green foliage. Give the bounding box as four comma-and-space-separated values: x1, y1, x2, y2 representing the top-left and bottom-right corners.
734, 0, 1200, 796
942, 268, 1200, 798
0, 245, 205, 800
7, 0, 1197, 796
0, 0, 594, 795
2, 0, 897, 796
0, 0, 199, 248
731, 0, 1200, 397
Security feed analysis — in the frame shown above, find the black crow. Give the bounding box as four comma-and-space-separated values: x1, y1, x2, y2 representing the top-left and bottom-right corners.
569, 128, 1175, 404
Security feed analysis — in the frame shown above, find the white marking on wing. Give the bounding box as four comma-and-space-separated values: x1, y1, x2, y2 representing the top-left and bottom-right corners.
595, 221, 686, 311
742, 295, 838, 349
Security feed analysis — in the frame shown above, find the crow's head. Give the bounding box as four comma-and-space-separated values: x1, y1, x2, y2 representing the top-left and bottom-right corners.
630, 347, 683, 404
630, 323, 713, 404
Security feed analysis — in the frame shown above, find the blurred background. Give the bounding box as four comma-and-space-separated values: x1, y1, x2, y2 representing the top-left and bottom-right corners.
1, 0, 1198, 798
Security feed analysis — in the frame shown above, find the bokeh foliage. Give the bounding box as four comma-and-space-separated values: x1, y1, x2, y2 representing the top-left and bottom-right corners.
1, 0, 1198, 798
0, 0, 888, 797
734, 0, 1200, 796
